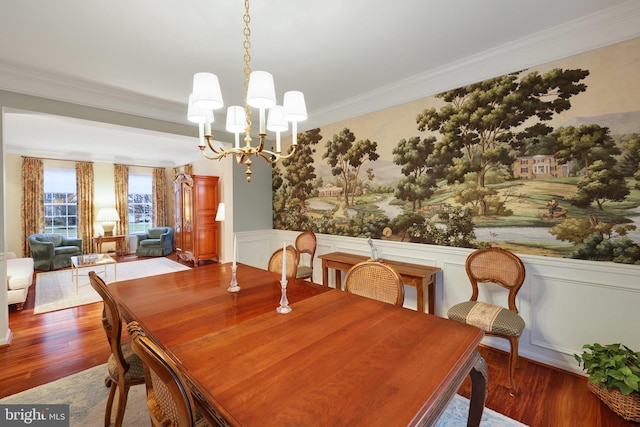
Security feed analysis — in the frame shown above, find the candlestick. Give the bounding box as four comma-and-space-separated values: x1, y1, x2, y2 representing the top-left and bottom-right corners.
281, 242, 287, 282
227, 264, 240, 292
276, 279, 292, 313
232, 235, 237, 268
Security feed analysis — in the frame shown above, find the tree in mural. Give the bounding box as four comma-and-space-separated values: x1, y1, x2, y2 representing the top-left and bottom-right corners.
281, 128, 322, 208
619, 133, 640, 185
322, 127, 380, 206
416, 68, 590, 215
567, 159, 629, 210
392, 136, 437, 211
552, 124, 620, 170
549, 217, 640, 264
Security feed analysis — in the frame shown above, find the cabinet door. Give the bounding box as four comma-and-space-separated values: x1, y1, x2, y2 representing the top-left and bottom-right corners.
182, 183, 195, 257
174, 182, 183, 253
193, 176, 219, 263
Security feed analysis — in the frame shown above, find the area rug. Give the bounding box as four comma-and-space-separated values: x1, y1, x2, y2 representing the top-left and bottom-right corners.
0, 364, 527, 427
34, 258, 191, 314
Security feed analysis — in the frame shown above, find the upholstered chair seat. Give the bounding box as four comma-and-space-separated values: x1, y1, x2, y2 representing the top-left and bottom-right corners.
447, 301, 525, 337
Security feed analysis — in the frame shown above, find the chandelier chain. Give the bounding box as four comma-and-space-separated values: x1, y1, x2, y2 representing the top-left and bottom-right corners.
243, 0, 252, 133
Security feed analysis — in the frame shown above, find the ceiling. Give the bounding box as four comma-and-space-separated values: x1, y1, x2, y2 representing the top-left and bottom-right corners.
1, 0, 639, 167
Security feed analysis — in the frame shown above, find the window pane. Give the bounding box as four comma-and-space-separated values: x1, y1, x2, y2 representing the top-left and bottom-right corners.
44, 168, 77, 238
128, 173, 153, 233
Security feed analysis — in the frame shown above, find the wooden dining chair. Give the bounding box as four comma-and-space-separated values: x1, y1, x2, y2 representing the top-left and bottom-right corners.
295, 231, 317, 281
268, 245, 299, 279
344, 260, 404, 306
447, 247, 526, 396
89, 271, 145, 427
126, 321, 209, 427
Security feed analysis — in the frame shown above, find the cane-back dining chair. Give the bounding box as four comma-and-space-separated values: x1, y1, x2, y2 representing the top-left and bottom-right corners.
89, 271, 145, 427
344, 260, 404, 306
295, 231, 317, 281
446, 247, 526, 396
268, 245, 299, 279
127, 321, 209, 427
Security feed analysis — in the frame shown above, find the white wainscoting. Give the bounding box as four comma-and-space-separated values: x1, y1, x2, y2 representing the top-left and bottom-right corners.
234, 229, 640, 376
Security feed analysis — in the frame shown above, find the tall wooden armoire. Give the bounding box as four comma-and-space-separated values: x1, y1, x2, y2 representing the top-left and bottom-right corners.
173, 173, 220, 266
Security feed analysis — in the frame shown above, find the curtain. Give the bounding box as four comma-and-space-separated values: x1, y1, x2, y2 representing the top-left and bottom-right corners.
21, 157, 44, 257
76, 161, 94, 254
114, 164, 130, 253
152, 167, 167, 227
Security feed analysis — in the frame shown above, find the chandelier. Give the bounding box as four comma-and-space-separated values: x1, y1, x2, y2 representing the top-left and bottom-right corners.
187, 0, 308, 182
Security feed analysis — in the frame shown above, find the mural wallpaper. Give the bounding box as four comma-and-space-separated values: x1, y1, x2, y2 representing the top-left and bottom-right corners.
272, 37, 640, 264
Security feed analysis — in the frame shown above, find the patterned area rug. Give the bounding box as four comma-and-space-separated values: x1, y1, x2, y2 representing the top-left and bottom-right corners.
0, 364, 527, 426
34, 258, 190, 314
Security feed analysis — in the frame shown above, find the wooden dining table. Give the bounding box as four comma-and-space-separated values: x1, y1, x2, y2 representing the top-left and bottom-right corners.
109, 262, 487, 427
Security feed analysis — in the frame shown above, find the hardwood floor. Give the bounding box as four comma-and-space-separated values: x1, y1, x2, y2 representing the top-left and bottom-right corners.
0, 254, 635, 426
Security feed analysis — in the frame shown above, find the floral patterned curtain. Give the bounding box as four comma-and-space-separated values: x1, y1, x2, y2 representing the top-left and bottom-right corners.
114, 164, 129, 253
21, 157, 44, 257
75, 161, 94, 254
152, 167, 167, 227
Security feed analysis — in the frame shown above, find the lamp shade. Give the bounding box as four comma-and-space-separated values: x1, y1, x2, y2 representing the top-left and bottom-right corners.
283, 91, 307, 122
96, 208, 121, 222
225, 106, 246, 133
188, 93, 215, 124
192, 72, 224, 110
267, 106, 288, 132
215, 202, 225, 221
246, 71, 276, 109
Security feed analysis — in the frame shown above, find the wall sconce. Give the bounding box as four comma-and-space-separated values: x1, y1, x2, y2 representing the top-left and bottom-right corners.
96, 208, 121, 236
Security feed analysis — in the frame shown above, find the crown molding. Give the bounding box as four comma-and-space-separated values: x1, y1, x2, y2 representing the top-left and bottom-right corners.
0, 62, 187, 125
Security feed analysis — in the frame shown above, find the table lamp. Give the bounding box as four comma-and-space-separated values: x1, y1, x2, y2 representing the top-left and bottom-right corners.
97, 208, 121, 236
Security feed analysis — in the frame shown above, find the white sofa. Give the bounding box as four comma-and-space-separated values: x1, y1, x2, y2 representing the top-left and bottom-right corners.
7, 252, 34, 310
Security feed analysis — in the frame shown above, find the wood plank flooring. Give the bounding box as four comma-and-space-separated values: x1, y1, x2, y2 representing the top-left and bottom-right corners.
0, 254, 635, 426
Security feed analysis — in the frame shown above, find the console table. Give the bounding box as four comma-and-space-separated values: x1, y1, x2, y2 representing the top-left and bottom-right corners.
92, 234, 126, 256
318, 251, 441, 314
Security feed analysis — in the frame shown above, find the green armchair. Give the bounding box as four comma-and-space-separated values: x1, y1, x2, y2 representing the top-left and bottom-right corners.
136, 227, 173, 257
28, 233, 83, 271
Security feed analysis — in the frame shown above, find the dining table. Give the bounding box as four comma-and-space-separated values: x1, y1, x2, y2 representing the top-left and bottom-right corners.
109, 262, 487, 427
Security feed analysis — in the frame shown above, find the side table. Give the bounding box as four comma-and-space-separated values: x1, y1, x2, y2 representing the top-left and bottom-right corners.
93, 234, 126, 256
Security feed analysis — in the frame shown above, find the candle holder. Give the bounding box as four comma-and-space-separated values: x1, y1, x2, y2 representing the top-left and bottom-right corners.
227, 265, 241, 292
276, 279, 292, 314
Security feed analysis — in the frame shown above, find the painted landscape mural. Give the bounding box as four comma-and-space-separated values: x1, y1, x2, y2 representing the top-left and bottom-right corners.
272, 38, 640, 264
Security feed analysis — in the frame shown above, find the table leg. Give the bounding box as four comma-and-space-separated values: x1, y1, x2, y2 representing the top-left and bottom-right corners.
416, 281, 425, 314
427, 277, 436, 315
321, 261, 329, 287
467, 354, 488, 427
334, 269, 342, 290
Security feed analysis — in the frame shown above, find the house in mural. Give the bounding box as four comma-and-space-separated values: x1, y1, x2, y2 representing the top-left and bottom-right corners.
318, 184, 343, 198
513, 155, 572, 180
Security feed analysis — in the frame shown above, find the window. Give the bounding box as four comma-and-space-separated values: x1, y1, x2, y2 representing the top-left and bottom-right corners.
44, 168, 77, 237
129, 173, 153, 233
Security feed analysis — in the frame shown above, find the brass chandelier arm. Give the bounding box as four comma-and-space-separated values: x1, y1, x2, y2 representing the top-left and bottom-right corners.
200, 134, 297, 182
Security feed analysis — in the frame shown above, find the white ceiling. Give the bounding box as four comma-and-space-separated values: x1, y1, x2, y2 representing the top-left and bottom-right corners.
1, 0, 639, 167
